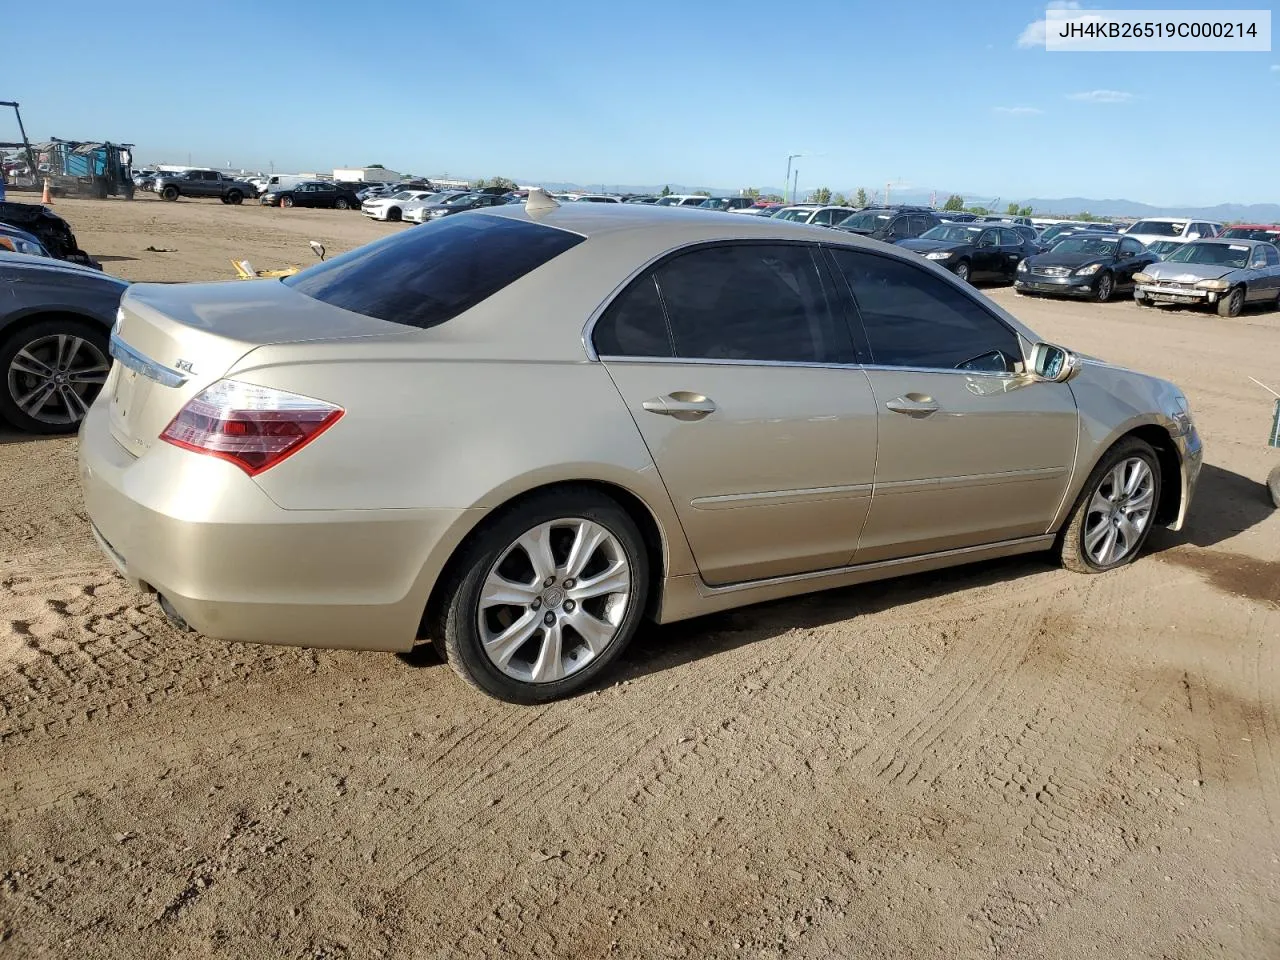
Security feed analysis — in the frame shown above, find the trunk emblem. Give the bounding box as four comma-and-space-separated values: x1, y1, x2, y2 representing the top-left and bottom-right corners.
176, 359, 196, 374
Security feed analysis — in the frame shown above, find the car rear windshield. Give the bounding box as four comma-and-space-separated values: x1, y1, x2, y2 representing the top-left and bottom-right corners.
1129, 220, 1184, 237
283, 214, 585, 329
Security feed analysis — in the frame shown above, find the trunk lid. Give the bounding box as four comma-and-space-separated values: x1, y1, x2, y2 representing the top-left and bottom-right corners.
106, 279, 401, 456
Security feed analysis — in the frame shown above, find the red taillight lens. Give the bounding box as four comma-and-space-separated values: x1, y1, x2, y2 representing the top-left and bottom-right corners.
160, 380, 343, 476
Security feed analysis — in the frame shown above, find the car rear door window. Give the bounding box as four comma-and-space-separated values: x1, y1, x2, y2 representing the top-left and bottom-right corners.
828, 248, 1022, 372
592, 274, 673, 357
999, 228, 1024, 246
654, 244, 855, 364
1120, 237, 1144, 257
284, 214, 585, 330
1265, 245, 1280, 267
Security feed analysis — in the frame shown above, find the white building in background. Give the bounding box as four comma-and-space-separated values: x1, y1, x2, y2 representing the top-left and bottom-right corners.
334, 167, 401, 184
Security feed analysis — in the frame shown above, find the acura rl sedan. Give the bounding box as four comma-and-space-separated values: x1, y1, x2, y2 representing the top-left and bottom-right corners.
1133, 238, 1280, 317
80, 195, 1203, 703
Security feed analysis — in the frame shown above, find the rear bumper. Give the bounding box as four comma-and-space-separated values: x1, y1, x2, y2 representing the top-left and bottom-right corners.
77, 401, 474, 652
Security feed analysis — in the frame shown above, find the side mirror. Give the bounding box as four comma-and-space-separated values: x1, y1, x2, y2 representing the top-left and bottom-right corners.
1029, 342, 1079, 383
309, 240, 326, 261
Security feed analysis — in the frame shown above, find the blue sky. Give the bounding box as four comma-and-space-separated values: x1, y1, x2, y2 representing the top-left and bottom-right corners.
4, 0, 1276, 204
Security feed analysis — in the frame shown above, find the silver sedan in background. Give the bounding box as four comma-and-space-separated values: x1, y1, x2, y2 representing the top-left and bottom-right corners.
1134, 238, 1280, 317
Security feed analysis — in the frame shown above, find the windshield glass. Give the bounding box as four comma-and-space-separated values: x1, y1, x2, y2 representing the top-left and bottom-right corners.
1040, 224, 1082, 242
1146, 240, 1180, 255
920, 225, 982, 243
773, 208, 814, 222
840, 212, 891, 231
1164, 242, 1250, 269
443, 193, 478, 205
391, 191, 416, 200
1052, 237, 1118, 257
654, 196, 681, 206
1129, 220, 1185, 237
1222, 227, 1280, 241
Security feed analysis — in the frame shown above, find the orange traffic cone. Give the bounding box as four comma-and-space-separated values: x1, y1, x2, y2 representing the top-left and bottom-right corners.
41, 178, 52, 204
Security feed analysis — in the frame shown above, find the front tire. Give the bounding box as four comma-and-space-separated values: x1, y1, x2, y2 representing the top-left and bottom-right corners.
1092, 271, 1115, 303
0, 318, 111, 434
1058, 438, 1161, 574
335, 197, 350, 210
435, 488, 649, 703
1217, 286, 1245, 318
1268, 465, 1280, 508
161, 186, 178, 201
387, 207, 402, 222
953, 260, 971, 283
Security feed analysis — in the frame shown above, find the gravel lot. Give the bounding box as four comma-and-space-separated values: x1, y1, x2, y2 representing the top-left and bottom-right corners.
2, 195, 1278, 959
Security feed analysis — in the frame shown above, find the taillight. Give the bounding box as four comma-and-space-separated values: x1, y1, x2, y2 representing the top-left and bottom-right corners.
160, 380, 343, 476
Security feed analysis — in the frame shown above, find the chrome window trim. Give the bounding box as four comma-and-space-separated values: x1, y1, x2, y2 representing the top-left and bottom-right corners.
595, 354, 1023, 379
108, 332, 188, 388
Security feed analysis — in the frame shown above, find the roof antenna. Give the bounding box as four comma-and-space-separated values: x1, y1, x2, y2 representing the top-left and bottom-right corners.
525, 187, 560, 216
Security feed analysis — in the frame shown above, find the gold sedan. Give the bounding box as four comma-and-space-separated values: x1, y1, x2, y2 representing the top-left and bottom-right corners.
79, 192, 1202, 702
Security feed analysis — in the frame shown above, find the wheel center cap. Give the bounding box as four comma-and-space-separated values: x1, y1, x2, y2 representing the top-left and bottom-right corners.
542, 587, 565, 608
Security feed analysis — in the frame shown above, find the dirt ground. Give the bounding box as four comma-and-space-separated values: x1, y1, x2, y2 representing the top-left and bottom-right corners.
2, 195, 1279, 960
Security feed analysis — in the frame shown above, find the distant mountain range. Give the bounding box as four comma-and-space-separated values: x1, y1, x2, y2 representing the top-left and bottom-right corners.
524, 180, 1280, 221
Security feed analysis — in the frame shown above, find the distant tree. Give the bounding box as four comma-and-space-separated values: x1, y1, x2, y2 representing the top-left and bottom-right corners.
810, 186, 832, 204
1018, 205, 1033, 217
472, 178, 488, 189
743, 187, 761, 199
943, 194, 964, 211
854, 187, 868, 208
832, 192, 848, 207
1077, 210, 1098, 221
762, 194, 784, 202
694, 190, 711, 197
965, 206, 990, 216
660, 185, 672, 197
484, 176, 517, 191
1006, 202, 1020, 216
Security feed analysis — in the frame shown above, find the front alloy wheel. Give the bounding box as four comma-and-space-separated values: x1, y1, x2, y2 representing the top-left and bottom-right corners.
1093, 272, 1114, 303
436, 488, 648, 703
1059, 439, 1161, 573
953, 260, 970, 283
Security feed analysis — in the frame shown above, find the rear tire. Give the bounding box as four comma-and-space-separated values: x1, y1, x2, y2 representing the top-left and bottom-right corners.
1058, 438, 1161, 574
434, 488, 649, 703
335, 198, 350, 210
1269, 466, 1280, 508
1217, 286, 1245, 318
226, 190, 243, 205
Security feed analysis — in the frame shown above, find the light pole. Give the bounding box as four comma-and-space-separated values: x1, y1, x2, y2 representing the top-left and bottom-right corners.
784, 153, 804, 204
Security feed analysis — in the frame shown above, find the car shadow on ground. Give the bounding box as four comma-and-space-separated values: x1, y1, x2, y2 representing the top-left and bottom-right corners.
94, 255, 138, 264
399, 462, 1273, 690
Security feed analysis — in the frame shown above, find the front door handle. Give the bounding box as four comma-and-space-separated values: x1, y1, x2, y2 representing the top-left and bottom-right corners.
885, 394, 939, 417
642, 392, 717, 421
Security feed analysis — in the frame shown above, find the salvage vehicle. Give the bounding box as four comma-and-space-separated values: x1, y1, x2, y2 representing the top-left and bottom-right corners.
403, 191, 511, 223
361, 189, 438, 222
0, 200, 98, 267
1123, 217, 1221, 246
1014, 233, 1158, 302
1220, 224, 1280, 243
1133, 239, 1280, 317
260, 181, 361, 210
81, 195, 1202, 703
835, 205, 942, 242
153, 169, 257, 204
897, 222, 1037, 283
1, 252, 124, 432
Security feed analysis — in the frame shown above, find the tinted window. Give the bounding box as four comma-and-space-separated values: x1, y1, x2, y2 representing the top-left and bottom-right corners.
593, 275, 673, 357
1120, 237, 1144, 256
1266, 245, 1280, 267
999, 228, 1024, 245
830, 249, 1021, 372
654, 244, 854, 364
284, 214, 584, 330
978, 230, 999, 247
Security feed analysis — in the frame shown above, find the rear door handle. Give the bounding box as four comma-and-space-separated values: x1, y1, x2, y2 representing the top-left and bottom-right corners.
885, 394, 939, 417
642, 393, 717, 420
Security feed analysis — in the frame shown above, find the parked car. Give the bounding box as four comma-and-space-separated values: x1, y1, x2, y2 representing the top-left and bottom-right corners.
361, 189, 439, 222
897, 223, 1038, 283
653, 195, 709, 207
978, 215, 1034, 227
0, 223, 52, 258
1143, 239, 1184, 259
1220, 224, 1280, 243
0, 252, 125, 433
574, 195, 622, 203
0, 201, 97, 267
1123, 217, 1221, 246
404, 192, 512, 223
835, 206, 942, 243
738, 203, 784, 215
697, 197, 756, 212
152, 169, 258, 204
1015, 233, 1158, 302
82, 198, 1201, 703
1133, 238, 1280, 317
261, 181, 362, 210
1038, 222, 1115, 247
938, 212, 980, 222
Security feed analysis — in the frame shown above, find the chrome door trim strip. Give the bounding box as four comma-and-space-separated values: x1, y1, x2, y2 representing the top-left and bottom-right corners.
690, 482, 873, 510
108, 333, 188, 388
874, 466, 1067, 494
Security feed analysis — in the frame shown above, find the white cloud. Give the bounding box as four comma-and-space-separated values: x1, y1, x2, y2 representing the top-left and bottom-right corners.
1017, 1, 1080, 48
1272, 64, 1280, 71
1067, 89, 1135, 103
993, 106, 1044, 115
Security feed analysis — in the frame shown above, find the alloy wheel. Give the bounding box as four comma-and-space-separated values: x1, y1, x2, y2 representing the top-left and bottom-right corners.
1082, 457, 1155, 567
7, 333, 110, 427
477, 518, 631, 684
954, 262, 970, 282
1096, 273, 1113, 302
